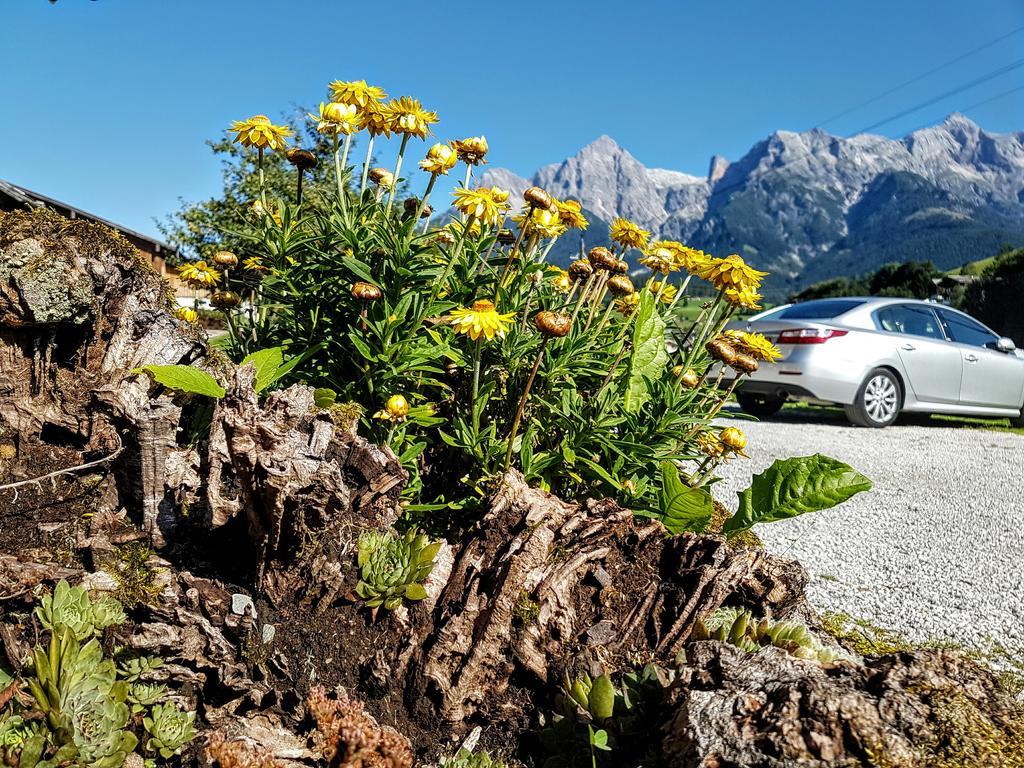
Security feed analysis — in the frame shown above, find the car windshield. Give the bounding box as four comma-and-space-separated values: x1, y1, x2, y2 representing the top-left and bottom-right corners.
776, 299, 866, 319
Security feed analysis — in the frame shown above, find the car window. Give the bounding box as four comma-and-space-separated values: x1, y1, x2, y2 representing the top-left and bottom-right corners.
874, 305, 944, 340
937, 309, 998, 348
777, 299, 866, 319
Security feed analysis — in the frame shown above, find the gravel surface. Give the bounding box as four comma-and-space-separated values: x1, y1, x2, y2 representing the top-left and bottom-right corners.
713, 407, 1024, 651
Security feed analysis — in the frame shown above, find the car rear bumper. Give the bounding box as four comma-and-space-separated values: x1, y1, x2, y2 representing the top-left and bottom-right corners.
719, 347, 866, 405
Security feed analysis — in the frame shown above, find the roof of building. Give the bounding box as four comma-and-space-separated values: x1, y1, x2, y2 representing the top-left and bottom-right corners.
0, 178, 178, 257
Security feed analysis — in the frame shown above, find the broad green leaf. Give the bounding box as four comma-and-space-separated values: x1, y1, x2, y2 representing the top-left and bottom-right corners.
623, 292, 668, 413
241, 347, 284, 393
404, 583, 428, 601
313, 388, 337, 409
723, 454, 872, 535
140, 365, 225, 398
658, 461, 714, 534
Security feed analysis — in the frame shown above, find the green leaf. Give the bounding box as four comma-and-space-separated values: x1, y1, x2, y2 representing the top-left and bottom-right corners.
723, 454, 872, 535
404, 583, 428, 601
623, 292, 668, 413
658, 461, 714, 534
313, 388, 337, 409
241, 347, 284, 393
140, 365, 225, 398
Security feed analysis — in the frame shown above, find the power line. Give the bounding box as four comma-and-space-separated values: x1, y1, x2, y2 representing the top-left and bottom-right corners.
817, 24, 1024, 127
906, 83, 1024, 133
850, 57, 1024, 135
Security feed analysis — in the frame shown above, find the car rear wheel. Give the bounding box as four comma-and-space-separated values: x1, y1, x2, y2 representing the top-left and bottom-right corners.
736, 392, 786, 418
845, 368, 901, 428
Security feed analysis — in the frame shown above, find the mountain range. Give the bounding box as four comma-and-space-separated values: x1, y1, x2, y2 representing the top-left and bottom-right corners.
479, 115, 1024, 298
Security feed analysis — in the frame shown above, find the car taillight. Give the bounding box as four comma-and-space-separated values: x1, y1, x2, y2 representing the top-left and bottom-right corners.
777, 328, 848, 344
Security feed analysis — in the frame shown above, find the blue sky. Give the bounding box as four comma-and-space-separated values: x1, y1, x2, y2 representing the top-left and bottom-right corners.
2, 0, 1023, 241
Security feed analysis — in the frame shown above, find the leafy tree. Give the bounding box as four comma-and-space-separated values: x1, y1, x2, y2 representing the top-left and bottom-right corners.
868, 261, 941, 298
961, 248, 1024, 342
789, 276, 867, 302
158, 110, 366, 263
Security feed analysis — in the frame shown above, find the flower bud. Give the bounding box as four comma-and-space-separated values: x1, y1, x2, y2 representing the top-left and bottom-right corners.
731, 352, 760, 375
568, 259, 593, 281
523, 186, 552, 210
435, 231, 457, 246
174, 306, 199, 324
385, 394, 409, 420
719, 427, 747, 455
606, 275, 634, 297
368, 167, 394, 187
588, 246, 617, 271
286, 148, 318, 171
403, 197, 432, 218
210, 290, 241, 309
534, 310, 572, 338
614, 259, 629, 274
674, 366, 700, 388
212, 250, 238, 268
705, 337, 738, 366
496, 228, 516, 245
352, 282, 383, 301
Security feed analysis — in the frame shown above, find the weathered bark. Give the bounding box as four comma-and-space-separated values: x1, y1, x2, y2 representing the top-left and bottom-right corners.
661, 640, 1023, 767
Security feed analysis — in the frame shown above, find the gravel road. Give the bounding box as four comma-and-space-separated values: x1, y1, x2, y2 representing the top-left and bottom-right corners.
713, 407, 1024, 651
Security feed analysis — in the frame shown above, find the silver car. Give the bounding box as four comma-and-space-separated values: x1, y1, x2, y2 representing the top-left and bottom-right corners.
725, 297, 1024, 428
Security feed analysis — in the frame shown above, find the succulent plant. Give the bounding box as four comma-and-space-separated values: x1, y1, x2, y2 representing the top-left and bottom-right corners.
26, 628, 137, 768
117, 656, 163, 683
143, 702, 196, 759
128, 683, 168, 712
355, 528, 440, 611
695, 607, 852, 664
439, 748, 507, 768
35, 581, 126, 641
562, 672, 616, 722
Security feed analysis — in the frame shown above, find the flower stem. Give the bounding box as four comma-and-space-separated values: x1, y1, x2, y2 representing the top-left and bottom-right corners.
333, 134, 344, 205
257, 149, 267, 208
386, 134, 410, 214
497, 206, 535, 292
413, 173, 437, 232
360, 135, 375, 196
464, 164, 472, 188
568, 271, 597, 329
432, 214, 476, 302
471, 340, 482, 438
504, 337, 548, 470
668, 274, 692, 311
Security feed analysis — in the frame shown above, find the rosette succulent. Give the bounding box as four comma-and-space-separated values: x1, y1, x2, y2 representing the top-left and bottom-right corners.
26, 629, 137, 768
35, 581, 126, 640
143, 702, 196, 759
356, 528, 440, 611
695, 607, 851, 664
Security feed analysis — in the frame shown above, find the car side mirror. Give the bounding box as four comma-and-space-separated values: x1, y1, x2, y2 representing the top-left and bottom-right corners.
996, 337, 1016, 353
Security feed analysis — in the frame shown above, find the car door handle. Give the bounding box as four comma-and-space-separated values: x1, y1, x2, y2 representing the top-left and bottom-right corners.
965, 353, 979, 363
900, 343, 916, 351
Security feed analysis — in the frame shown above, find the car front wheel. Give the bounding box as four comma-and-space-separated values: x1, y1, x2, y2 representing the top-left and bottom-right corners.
845, 368, 901, 428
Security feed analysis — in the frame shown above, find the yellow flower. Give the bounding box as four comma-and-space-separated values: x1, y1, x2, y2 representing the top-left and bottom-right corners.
696, 431, 726, 458
667, 243, 711, 275
553, 198, 589, 230
447, 299, 516, 342
328, 80, 387, 108
229, 115, 293, 151
386, 96, 438, 140
724, 330, 781, 362
609, 217, 650, 250
614, 292, 641, 316
452, 187, 510, 227
724, 285, 763, 310
719, 427, 748, 456
419, 142, 457, 175
446, 218, 482, 239
512, 206, 566, 239
174, 306, 198, 324
704, 253, 768, 292
453, 136, 489, 166
308, 101, 359, 136
548, 267, 572, 293
243, 256, 270, 274
178, 260, 221, 288
358, 101, 391, 138
648, 280, 677, 304
639, 244, 678, 274
373, 393, 410, 423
